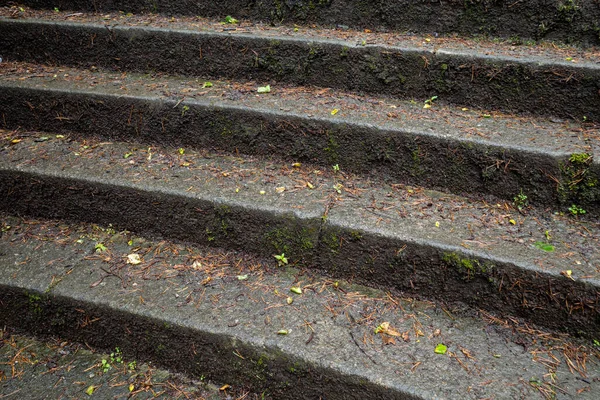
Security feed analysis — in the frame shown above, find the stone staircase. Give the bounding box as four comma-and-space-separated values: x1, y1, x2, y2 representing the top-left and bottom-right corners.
0, 1, 599, 398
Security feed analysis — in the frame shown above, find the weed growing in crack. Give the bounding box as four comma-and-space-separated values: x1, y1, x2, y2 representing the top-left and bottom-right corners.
513, 190, 528, 211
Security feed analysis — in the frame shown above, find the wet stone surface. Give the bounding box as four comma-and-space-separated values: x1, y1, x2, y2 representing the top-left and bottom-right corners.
0, 215, 599, 398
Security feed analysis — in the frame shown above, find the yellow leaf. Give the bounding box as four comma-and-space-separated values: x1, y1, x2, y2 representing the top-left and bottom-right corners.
306, 181, 314, 189
286, 296, 293, 305
435, 221, 440, 228
375, 322, 390, 334
275, 186, 286, 193
277, 329, 289, 335
292, 162, 301, 168
85, 386, 95, 396
129, 384, 135, 392
331, 108, 339, 115
374, 322, 402, 336
509, 219, 516, 225
10, 139, 22, 144
219, 384, 231, 391
127, 254, 142, 265
561, 270, 574, 280
290, 286, 302, 294
423, 104, 431, 109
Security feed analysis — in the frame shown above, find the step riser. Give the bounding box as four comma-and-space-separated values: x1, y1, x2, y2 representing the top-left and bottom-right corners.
2, 19, 599, 121
0, 286, 410, 400
2, 169, 598, 337
4, 85, 594, 212
15, 0, 600, 46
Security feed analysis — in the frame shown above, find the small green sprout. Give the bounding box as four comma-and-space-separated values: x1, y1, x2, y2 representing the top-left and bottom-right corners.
274, 253, 288, 266
222, 15, 238, 24
94, 243, 107, 252
568, 204, 586, 216
513, 190, 528, 211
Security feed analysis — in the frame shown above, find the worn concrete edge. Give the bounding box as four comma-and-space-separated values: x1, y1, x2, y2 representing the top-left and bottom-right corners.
1, 18, 599, 121
10, 0, 600, 46
1, 167, 598, 338
0, 285, 421, 400
3, 84, 598, 213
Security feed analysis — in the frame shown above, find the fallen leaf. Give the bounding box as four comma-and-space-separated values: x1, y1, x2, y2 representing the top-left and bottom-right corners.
277, 329, 289, 335
434, 343, 447, 354
286, 296, 293, 305
534, 242, 554, 252
129, 384, 135, 392
237, 274, 248, 281
219, 384, 231, 391
382, 335, 396, 345
257, 85, 271, 93
290, 286, 302, 294
331, 108, 339, 115
306, 181, 314, 189
85, 386, 96, 396
561, 270, 574, 280
201, 276, 212, 285
127, 253, 142, 265
275, 186, 286, 193
192, 260, 202, 270
375, 322, 402, 337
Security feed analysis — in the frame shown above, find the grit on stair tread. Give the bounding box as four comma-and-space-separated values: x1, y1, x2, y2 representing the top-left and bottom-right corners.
8, 0, 600, 46
1, 62, 595, 157
1, 214, 599, 399
2, 130, 598, 280
1, 131, 600, 337
3, 6, 600, 65
2, 62, 600, 212
1, 9, 599, 121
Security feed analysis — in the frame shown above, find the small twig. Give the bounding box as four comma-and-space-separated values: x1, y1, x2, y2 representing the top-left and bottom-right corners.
349, 331, 377, 364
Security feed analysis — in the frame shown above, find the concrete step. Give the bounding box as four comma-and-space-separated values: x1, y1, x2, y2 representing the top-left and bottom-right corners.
2, 62, 599, 213
1, 214, 599, 399
1, 8, 599, 121
1, 130, 599, 338
0, 330, 232, 399
7, 0, 600, 46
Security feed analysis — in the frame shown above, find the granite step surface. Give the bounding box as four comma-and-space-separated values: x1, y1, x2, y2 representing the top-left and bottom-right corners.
1, 8, 599, 120
1, 62, 598, 213
1, 214, 599, 399
1, 130, 599, 338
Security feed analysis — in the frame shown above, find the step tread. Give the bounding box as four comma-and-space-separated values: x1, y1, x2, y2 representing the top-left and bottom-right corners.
2, 10, 599, 122
2, 62, 597, 160
2, 131, 598, 287
0, 332, 225, 399
1, 214, 599, 399
6, 0, 600, 46
3, 7, 600, 67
